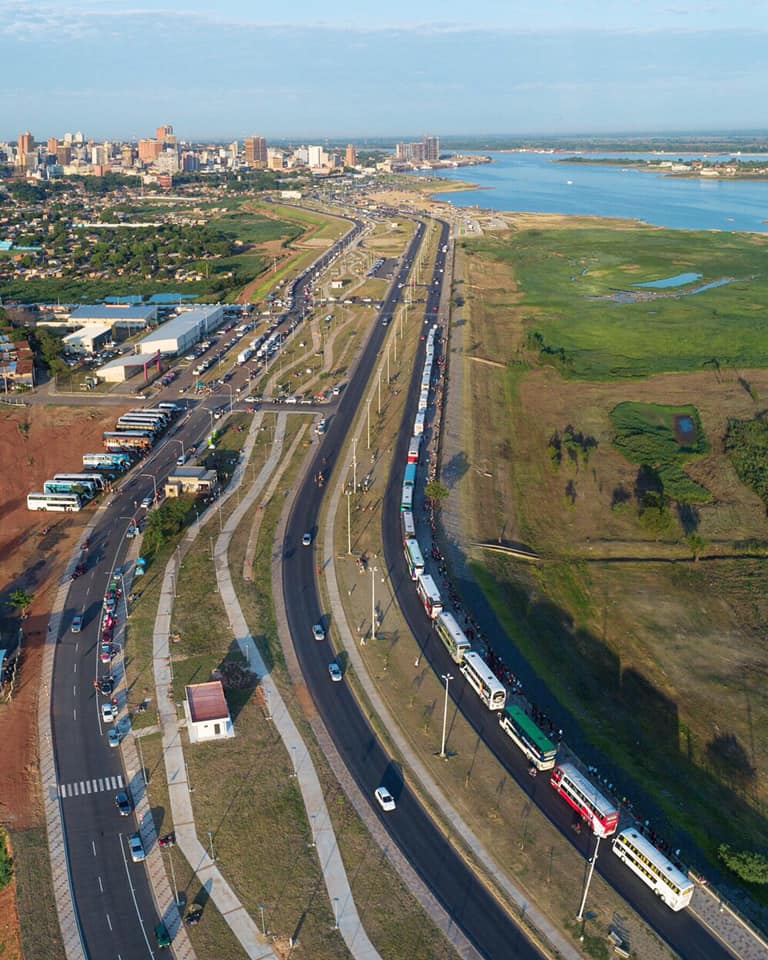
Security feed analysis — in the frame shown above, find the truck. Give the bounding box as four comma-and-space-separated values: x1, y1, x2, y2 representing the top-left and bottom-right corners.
237, 348, 253, 365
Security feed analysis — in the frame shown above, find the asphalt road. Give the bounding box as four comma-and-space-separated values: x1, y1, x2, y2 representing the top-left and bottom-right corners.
282, 220, 548, 959
50, 217, 363, 958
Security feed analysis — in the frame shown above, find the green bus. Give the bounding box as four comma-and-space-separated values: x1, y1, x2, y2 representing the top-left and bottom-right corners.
499, 704, 558, 771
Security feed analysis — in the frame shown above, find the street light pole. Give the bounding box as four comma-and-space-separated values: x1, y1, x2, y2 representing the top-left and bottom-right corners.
208, 830, 216, 862
366, 398, 371, 450
352, 437, 357, 493
346, 490, 352, 555
377, 370, 382, 414
166, 848, 180, 905
139, 473, 157, 503
259, 904, 267, 937
576, 835, 601, 924
439, 673, 453, 759
370, 565, 378, 641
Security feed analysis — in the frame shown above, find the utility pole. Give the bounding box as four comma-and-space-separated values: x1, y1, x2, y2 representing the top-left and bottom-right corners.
346, 490, 352, 555
439, 673, 453, 759
576, 835, 602, 925
370, 565, 378, 641
352, 437, 357, 493
387, 343, 390, 383
377, 370, 382, 414
366, 397, 371, 450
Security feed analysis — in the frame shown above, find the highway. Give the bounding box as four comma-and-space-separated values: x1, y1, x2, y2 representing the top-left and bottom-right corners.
49, 217, 363, 958
281, 220, 547, 958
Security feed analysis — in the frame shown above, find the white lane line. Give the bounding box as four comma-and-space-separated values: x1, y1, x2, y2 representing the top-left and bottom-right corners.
98, 875, 103, 893
72, 783, 79, 796
59, 784, 67, 798
98, 778, 105, 791
73, 685, 76, 699
73, 662, 77, 673
91, 840, 96, 856
117, 774, 124, 788
117, 835, 155, 958
85, 781, 92, 794
106, 913, 113, 931
75, 642, 79, 652
73, 707, 77, 722
79, 781, 86, 795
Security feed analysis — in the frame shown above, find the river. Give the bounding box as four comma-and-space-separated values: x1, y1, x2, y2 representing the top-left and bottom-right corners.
417, 152, 768, 233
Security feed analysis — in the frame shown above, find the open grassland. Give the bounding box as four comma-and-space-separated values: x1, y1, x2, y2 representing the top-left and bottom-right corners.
458, 224, 768, 898
465, 225, 768, 379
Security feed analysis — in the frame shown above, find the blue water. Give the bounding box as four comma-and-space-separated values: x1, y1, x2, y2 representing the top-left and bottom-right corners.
418, 152, 768, 233
633, 273, 702, 288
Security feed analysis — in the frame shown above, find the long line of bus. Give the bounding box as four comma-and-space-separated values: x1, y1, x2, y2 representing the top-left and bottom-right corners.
395, 321, 695, 911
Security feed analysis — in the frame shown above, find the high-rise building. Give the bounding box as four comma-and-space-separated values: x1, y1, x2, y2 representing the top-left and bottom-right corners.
423, 136, 440, 161
267, 149, 285, 171
181, 152, 200, 173
307, 145, 325, 168
18, 131, 34, 156
47, 137, 59, 156
244, 136, 267, 168
138, 139, 163, 163
156, 124, 174, 144
345, 144, 357, 167
56, 145, 72, 166
121, 145, 135, 169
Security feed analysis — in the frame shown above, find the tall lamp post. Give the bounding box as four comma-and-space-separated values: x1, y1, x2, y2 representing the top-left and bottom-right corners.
576, 835, 601, 926
370, 565, 378, 641
139, 473, 157, 503
439, 673, 453, 759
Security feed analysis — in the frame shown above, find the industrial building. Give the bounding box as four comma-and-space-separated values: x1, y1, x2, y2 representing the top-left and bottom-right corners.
136, 305, 224, 356
68, 304, 158, 330
97, 353, 162, 383
164, 466, 218, 498
62, 324, 112, 355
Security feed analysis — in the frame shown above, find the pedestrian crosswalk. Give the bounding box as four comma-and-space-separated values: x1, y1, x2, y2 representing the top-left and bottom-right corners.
59, 774, 124, 798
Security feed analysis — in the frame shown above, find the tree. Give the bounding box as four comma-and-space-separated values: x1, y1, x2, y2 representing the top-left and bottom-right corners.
425, 481, 449, 509
0, 829, 13, 889
718, 845, 768, 884
8, 589, 34, 617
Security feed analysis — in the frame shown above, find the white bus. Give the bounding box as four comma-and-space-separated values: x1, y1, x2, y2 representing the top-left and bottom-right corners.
27, 492, 82, 512
434, 610, 471, 664
116, 418, 161, 434
413, 412, 425, 436
127, 408, 169, 423
400, 484, 414, 512
44, 479, 96, 499
460, 651, 507, 710
416, 573, 443, 619
157, 402, 180, 415
404, 539, 425, 580
612, 829, 694, 911
53, 472, 107, 491
401, 510, 416, 541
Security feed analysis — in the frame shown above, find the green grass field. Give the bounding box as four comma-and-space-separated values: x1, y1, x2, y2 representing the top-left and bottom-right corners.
466, 226, 768, 378
610, 401, 711, 503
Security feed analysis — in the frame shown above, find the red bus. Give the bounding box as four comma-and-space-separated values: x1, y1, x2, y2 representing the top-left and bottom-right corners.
550, 763, 619, 837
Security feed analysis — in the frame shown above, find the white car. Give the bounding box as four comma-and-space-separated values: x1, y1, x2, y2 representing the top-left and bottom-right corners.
128, 834, 146, 863
328, 662, 342, 682
374, 786, 396, 812
302, 532, 312, 547
140, 495, 153, 509
312, 623, 325, 642
101, 702, 116, 723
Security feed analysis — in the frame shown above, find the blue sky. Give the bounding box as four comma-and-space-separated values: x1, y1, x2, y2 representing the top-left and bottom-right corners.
1, 1, 766, 140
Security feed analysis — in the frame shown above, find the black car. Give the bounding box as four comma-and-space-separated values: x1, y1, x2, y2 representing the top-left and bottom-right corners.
115, 791, 132, 816
98, 676, 114, 696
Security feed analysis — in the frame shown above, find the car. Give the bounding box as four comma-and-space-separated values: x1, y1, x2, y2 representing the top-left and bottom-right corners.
312, 623, 325, 642
98, 676, 114, 696
140, 495, 153, 509
374, 786, 396, 812
108, 728, 121, 748
176, 455, 186, 466
71, 615, 83, 633
243, 396, 257, 404
100, 643, 114, 664
101, 702, 116, 723
115, 791, 132, 816
285, 396, 298, 405
328, 662, 343, 682
302, 532, 312, 547
128, 834, 146, 863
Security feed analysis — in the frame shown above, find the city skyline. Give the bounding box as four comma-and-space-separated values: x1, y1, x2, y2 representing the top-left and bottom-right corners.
1, 1, 766, 137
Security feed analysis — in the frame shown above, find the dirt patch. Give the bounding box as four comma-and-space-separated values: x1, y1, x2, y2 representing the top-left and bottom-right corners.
0, 880, 23, 960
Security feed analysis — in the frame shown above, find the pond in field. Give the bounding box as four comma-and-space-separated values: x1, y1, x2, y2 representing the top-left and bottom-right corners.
633, 272, 702, 288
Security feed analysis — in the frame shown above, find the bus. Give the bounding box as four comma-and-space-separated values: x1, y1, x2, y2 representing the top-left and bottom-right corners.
401, 510, 416, 541
103, 431, 154, 451
418, 389, 429, 413
460, 651, 507, 710
416, 573, 443, 619
53, 472, 106, 492
407, 437, 421, 464
44, 480, 96, 499
499, 704, 558, 771
27, 492, 82, 512
127, 407, 169, 423
157, 402, 180, 415
83, 452, 132, 470
404, 538, 425, 580
116, 417, 162, 432
611, 829, 694, 911
404, 463, 417, 488
413, 412, 425, 437
550, 763, 619, 837
434, 610, 471, 664
400, 484, 414, 512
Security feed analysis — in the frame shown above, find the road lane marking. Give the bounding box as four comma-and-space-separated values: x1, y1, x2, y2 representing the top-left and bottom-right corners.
106, 913, 112, 931
85, 781, 92, 794
79, 781, 86, 794
73, 662, 76, 673
72, 783, 79, 796
92, 840, 96, 856
118, 834, 155, 957
98, 875, 103, 893
98, 778, 105, 791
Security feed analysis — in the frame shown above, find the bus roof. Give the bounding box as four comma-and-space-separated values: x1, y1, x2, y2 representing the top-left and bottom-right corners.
616, 830, 692, 891
503, 704, 557, 757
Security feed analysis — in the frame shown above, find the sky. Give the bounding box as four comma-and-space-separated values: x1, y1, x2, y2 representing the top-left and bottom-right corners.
1, 0, 767, 140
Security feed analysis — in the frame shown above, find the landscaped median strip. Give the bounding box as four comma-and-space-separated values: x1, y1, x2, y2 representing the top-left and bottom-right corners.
148, 407, 381, 960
